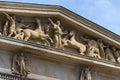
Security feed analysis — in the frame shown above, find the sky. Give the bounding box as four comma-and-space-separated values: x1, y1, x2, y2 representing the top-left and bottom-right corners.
3, 0, 120, 35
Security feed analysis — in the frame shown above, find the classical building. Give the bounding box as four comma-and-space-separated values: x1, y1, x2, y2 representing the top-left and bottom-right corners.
0, 1, 120, 80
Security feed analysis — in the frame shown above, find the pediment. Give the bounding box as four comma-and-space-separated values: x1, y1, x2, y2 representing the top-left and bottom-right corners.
0, 1, 120, 74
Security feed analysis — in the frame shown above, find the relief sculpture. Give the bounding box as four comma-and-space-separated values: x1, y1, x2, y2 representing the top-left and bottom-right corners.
62, 31, 86, 54
3, 21, 9, 36
97, 39, 106, 58
87, 39, 101, 58
3, 12, 17, 37
0, 12, 118, 63
48, 18, 63, 48
105, 47, 116, 62
112, 47, 120, 63
14, 19, 30, 40
12, 52, 30, 77
15, 18, 53, 45
80, 67, 92, 80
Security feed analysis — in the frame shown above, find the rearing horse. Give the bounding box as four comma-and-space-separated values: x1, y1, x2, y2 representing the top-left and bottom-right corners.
15, 18, 53, 45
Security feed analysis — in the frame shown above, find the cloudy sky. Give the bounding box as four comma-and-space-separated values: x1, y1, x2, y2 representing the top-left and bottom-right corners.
4, 0, 120, 35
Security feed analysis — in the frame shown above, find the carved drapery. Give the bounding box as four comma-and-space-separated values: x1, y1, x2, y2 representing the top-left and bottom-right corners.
80, 67, 92, 80
0, 12, 119, 63
11, 52, 30, 77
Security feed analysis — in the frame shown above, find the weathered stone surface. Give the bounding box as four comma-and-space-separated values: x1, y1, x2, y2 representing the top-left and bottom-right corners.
0, 1, 120, 80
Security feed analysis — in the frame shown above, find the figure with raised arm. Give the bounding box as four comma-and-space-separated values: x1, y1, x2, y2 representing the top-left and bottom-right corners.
3, 12, 17, 37
48, 18, 63, 48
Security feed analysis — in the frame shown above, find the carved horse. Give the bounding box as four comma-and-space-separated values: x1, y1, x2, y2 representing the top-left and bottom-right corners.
62, 31, 86, 54
14, 18, 53, 45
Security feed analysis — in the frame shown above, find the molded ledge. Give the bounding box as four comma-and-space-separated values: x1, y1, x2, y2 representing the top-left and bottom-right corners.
0, 35, 119, 74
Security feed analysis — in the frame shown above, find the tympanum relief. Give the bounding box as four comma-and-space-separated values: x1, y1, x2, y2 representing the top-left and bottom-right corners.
0, 12, 120, 63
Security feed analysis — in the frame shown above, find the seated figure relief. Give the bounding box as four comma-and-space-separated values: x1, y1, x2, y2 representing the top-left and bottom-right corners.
0, 12, 119, 63
105, 47, 116, 62
87, 39, 101, 58
112, 47, 120, 63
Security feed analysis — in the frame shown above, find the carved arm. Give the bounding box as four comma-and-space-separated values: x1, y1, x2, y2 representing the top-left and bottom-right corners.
48, 18, 54, 25
3, 12, 13, 22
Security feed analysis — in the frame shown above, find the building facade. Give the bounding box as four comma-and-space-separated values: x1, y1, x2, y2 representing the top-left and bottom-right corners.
0, 1, 120, 80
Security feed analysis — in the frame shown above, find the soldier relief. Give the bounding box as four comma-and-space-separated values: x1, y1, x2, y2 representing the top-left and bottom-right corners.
1, 12, 120, 63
